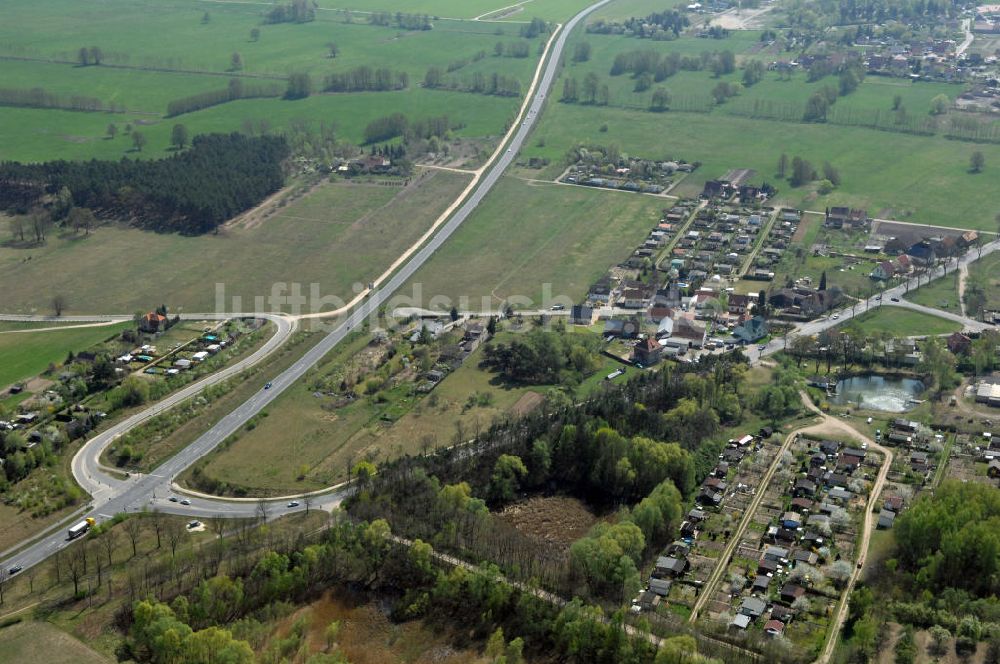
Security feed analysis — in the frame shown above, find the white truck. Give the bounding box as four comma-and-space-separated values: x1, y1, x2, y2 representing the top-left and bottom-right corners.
67, 517, 96, 540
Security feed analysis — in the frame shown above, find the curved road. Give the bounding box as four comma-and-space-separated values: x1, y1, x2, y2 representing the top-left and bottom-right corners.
0, 0, 610, 575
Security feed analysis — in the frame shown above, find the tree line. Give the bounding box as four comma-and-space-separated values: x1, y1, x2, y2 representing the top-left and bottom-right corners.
0, 87, 121, 113
610, 49, 735, 81
165, 78, 283, 117
323, 66, 409, 93
362, 112, 451, 144
586, 9, 690, 39
0, 133, 289, 234
424, 67, 522, 97
263, 0, 315, 24
368, 11, 432, 30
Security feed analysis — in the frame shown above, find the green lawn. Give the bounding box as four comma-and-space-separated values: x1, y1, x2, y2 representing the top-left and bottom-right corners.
847, 307, 961, 336
0, 171, 470, 314
0, 323, 131, 390
905, 269, 963, 312
521, 102, 1000, 231
402, 176, 667, 308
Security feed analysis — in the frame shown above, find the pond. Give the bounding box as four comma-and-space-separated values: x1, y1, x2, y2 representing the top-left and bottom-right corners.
829, 374, 926, 412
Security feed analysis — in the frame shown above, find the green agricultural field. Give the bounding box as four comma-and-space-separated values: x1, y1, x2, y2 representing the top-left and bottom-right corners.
0, 323, 131, 390
521, 103, 1000, 231
0, 0, 546, 162
0, 171, 471, 314
402, 176, 667, 308
906, 270, 963, 312
847, 307, 961, 336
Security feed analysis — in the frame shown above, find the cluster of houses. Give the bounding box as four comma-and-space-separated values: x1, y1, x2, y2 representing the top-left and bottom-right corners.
633, 429, 769, 615
668, 200, 770, 285
728, 437, 880, 635
745, 208, 802, 283
561, 155, 696, 195
700, 168, 771, 206
405, 318, 490, 392
975, 432, 1000, 481
869, 231, 979, 282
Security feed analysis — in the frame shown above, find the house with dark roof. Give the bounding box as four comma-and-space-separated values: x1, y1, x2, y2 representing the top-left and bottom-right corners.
570, 305, 598, 325
877, 509, 896, 529
780, 584, 806, 604
633, 337, 663, 367
654, 556, 689, 578
906, 241, 937, 266
947, 332, 972, 356
733, 316, 769, 344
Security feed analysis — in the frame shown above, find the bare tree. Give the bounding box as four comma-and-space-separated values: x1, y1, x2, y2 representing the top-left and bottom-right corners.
0, 568, 7, 604
209, 515, 228, 540
302, 494, 312, 516
149, 509, 165, 549
67, 549, 85, 596
165, 518, 184, 558
52, 295, 67, 317
124, 517, 143, 558
50, 550, 62, 584
101, 528, 118, 566
256, 499, 268, 523
25, 566, 38, 594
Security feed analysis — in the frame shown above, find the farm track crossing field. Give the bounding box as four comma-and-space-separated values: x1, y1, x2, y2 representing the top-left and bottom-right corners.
0, 171, 471, 314
402, 175, 668, 307
0, 323, 132, 390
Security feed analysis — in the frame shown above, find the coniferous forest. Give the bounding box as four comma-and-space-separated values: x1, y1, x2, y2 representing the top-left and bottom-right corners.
0, 133, 289, 234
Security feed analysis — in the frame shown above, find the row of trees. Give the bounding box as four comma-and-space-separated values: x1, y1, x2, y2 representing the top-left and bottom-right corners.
610, 49, 735, 82
0, 86, 119, 113
322, 66, 409, 93
368, 11, 432, 30
263, 0, 315, 24
362, 112, 451, 144
0, 133, 289, 234
424, 68, 522, 97
165, 78, 283, 117
586, 9, 689, 39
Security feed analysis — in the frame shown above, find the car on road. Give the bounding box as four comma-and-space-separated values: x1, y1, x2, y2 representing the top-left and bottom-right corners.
875, 295, 882, 301
180, 499, 191, 506
187, 520, 201, 529
832, 314, 840, 320
264, 382, 272, 390
758, 344, 767, 351
550, 304, 565, 311
890, 297, 900, 302
287, 501, 300, 508
8, 565, 22, 575
168, 496, 178, 502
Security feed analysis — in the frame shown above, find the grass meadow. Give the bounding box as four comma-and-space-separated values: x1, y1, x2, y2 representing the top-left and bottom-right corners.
0, 171, 470, 314
848, 307, 961, 336
0, 323, 131, 390
522, 102, 1000, 231
402, 175, 669, 307
0, 0, 549, 162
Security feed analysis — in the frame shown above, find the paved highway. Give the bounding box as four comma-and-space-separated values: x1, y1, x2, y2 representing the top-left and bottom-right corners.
0, 0, 611, 576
